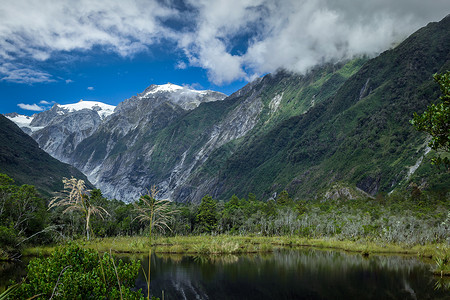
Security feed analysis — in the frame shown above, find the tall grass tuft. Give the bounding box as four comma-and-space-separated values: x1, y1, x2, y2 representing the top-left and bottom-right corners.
49, 177, 109, 240
133, 186, 178, 300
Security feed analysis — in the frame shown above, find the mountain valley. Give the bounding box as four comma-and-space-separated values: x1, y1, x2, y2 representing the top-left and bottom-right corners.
4, 17, 450, 203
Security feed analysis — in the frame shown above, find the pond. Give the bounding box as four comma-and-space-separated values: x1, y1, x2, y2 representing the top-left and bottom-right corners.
132, 249, 449, 299
1, 249, 449, 299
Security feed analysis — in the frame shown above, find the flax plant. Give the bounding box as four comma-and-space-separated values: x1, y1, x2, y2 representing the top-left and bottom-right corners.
49, 177, 109, 240
134, 186, 178, 300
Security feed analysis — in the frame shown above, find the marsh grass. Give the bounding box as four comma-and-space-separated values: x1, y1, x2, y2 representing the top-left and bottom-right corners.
0, 282, 20, 300
25, 235, 449, 260
49, 177, 109, 241
433, 251, 450, 277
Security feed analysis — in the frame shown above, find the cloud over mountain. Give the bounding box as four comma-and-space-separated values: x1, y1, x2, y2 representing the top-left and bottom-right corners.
0, 0, 448, 84
17, 103, 44, 111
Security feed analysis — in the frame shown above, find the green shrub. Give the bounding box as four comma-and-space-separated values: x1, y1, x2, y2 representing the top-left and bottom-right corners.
0, 226, 19, 248
0, 226, 21, 258
9, 244, 143, 299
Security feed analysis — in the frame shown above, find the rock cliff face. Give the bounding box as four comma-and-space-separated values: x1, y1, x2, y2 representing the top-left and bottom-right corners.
14, 84, 227, 201
70, 83, 261, 201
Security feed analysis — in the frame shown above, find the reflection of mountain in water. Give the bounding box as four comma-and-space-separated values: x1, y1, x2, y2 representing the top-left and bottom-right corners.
133, 249, 446, 300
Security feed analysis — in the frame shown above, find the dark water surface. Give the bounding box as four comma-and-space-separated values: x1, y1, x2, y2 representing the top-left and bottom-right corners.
0, 257, 29, 293
131, 249, 450, 300
1, 249, 449, 299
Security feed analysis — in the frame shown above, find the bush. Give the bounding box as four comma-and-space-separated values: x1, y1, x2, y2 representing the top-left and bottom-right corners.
0, 226, 21, 258
9, 244, 143, 299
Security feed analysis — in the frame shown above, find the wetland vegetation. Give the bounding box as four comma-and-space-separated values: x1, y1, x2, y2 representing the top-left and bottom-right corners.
1, 173, 449, 298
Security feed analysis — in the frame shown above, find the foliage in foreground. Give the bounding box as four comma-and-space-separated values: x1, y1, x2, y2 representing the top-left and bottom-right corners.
412, 71, 450, 167
0, 174, 48, 259
8, 244, 142, 299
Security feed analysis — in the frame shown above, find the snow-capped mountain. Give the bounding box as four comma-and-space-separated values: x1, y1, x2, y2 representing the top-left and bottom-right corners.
6, 84, 227, 196
30, 100, 115, 127
67, 84, 227, 200
115, 83, 226, 115
56, 101, 115, 120
4, 113, 40, 135
6, 100, 115, 135
140, 83, 221, 110
5, 113, 34, 127
5, 100, 116, 163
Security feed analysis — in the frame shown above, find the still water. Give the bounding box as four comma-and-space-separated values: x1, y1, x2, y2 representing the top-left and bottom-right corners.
1, 249, 449, 299
133, 249, 449, 300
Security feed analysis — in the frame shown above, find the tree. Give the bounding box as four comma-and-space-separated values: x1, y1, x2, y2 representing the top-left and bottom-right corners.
276, 190, 293, 206
411, 71, 450, 167
196, 195, 217, 233
221, 195, 245, 233
49, 177, 109, 240
11, 184, 47, 236
0, 174, 48, 258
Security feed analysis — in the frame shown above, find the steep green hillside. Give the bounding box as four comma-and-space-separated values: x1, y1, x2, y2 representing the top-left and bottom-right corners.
160, 59, 366, 201
200, 16, 450, 200
0, 115, 92, 196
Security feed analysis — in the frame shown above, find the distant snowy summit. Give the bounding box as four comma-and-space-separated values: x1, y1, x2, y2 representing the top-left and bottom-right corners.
4, 83, 227, 168
56, 100, 116, 120
6, 83, 224, 126
6, 100, 116, 134
145, 83, 185, 94
143, 83, 211, 96
136, 83, 227, 110
5, 112, 35, 127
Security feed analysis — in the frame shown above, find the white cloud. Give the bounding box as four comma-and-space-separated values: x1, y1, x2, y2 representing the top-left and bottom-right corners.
39, 100, 56, 106
87, 86, 94, 91
65, 79, 74, 84
0, 0, 178, 83
17, 103, 44, 111
179, 0, 450, 83
0, 0, 176, 58
0, 0, 449, 85
182, 82, 203, 90
175, 61, 187, 70
0, 62, 54, 84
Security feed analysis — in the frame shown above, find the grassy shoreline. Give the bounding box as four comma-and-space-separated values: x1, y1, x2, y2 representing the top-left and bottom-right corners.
23, 235, 448, 258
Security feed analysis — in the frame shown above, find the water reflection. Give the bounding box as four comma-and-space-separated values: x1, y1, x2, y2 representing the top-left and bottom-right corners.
1, 250, 448, 299
0, 258, 29, 293
133, 249, 449, 300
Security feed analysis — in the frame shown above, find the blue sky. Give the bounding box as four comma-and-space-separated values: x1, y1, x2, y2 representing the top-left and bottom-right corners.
1, 0, 449, 115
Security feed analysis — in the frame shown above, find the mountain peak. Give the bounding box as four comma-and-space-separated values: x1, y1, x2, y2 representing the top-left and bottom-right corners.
141, 83, 214, 97
131, 83, 227, 111
56, 100, 116, 120
147, 83, 184, 94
